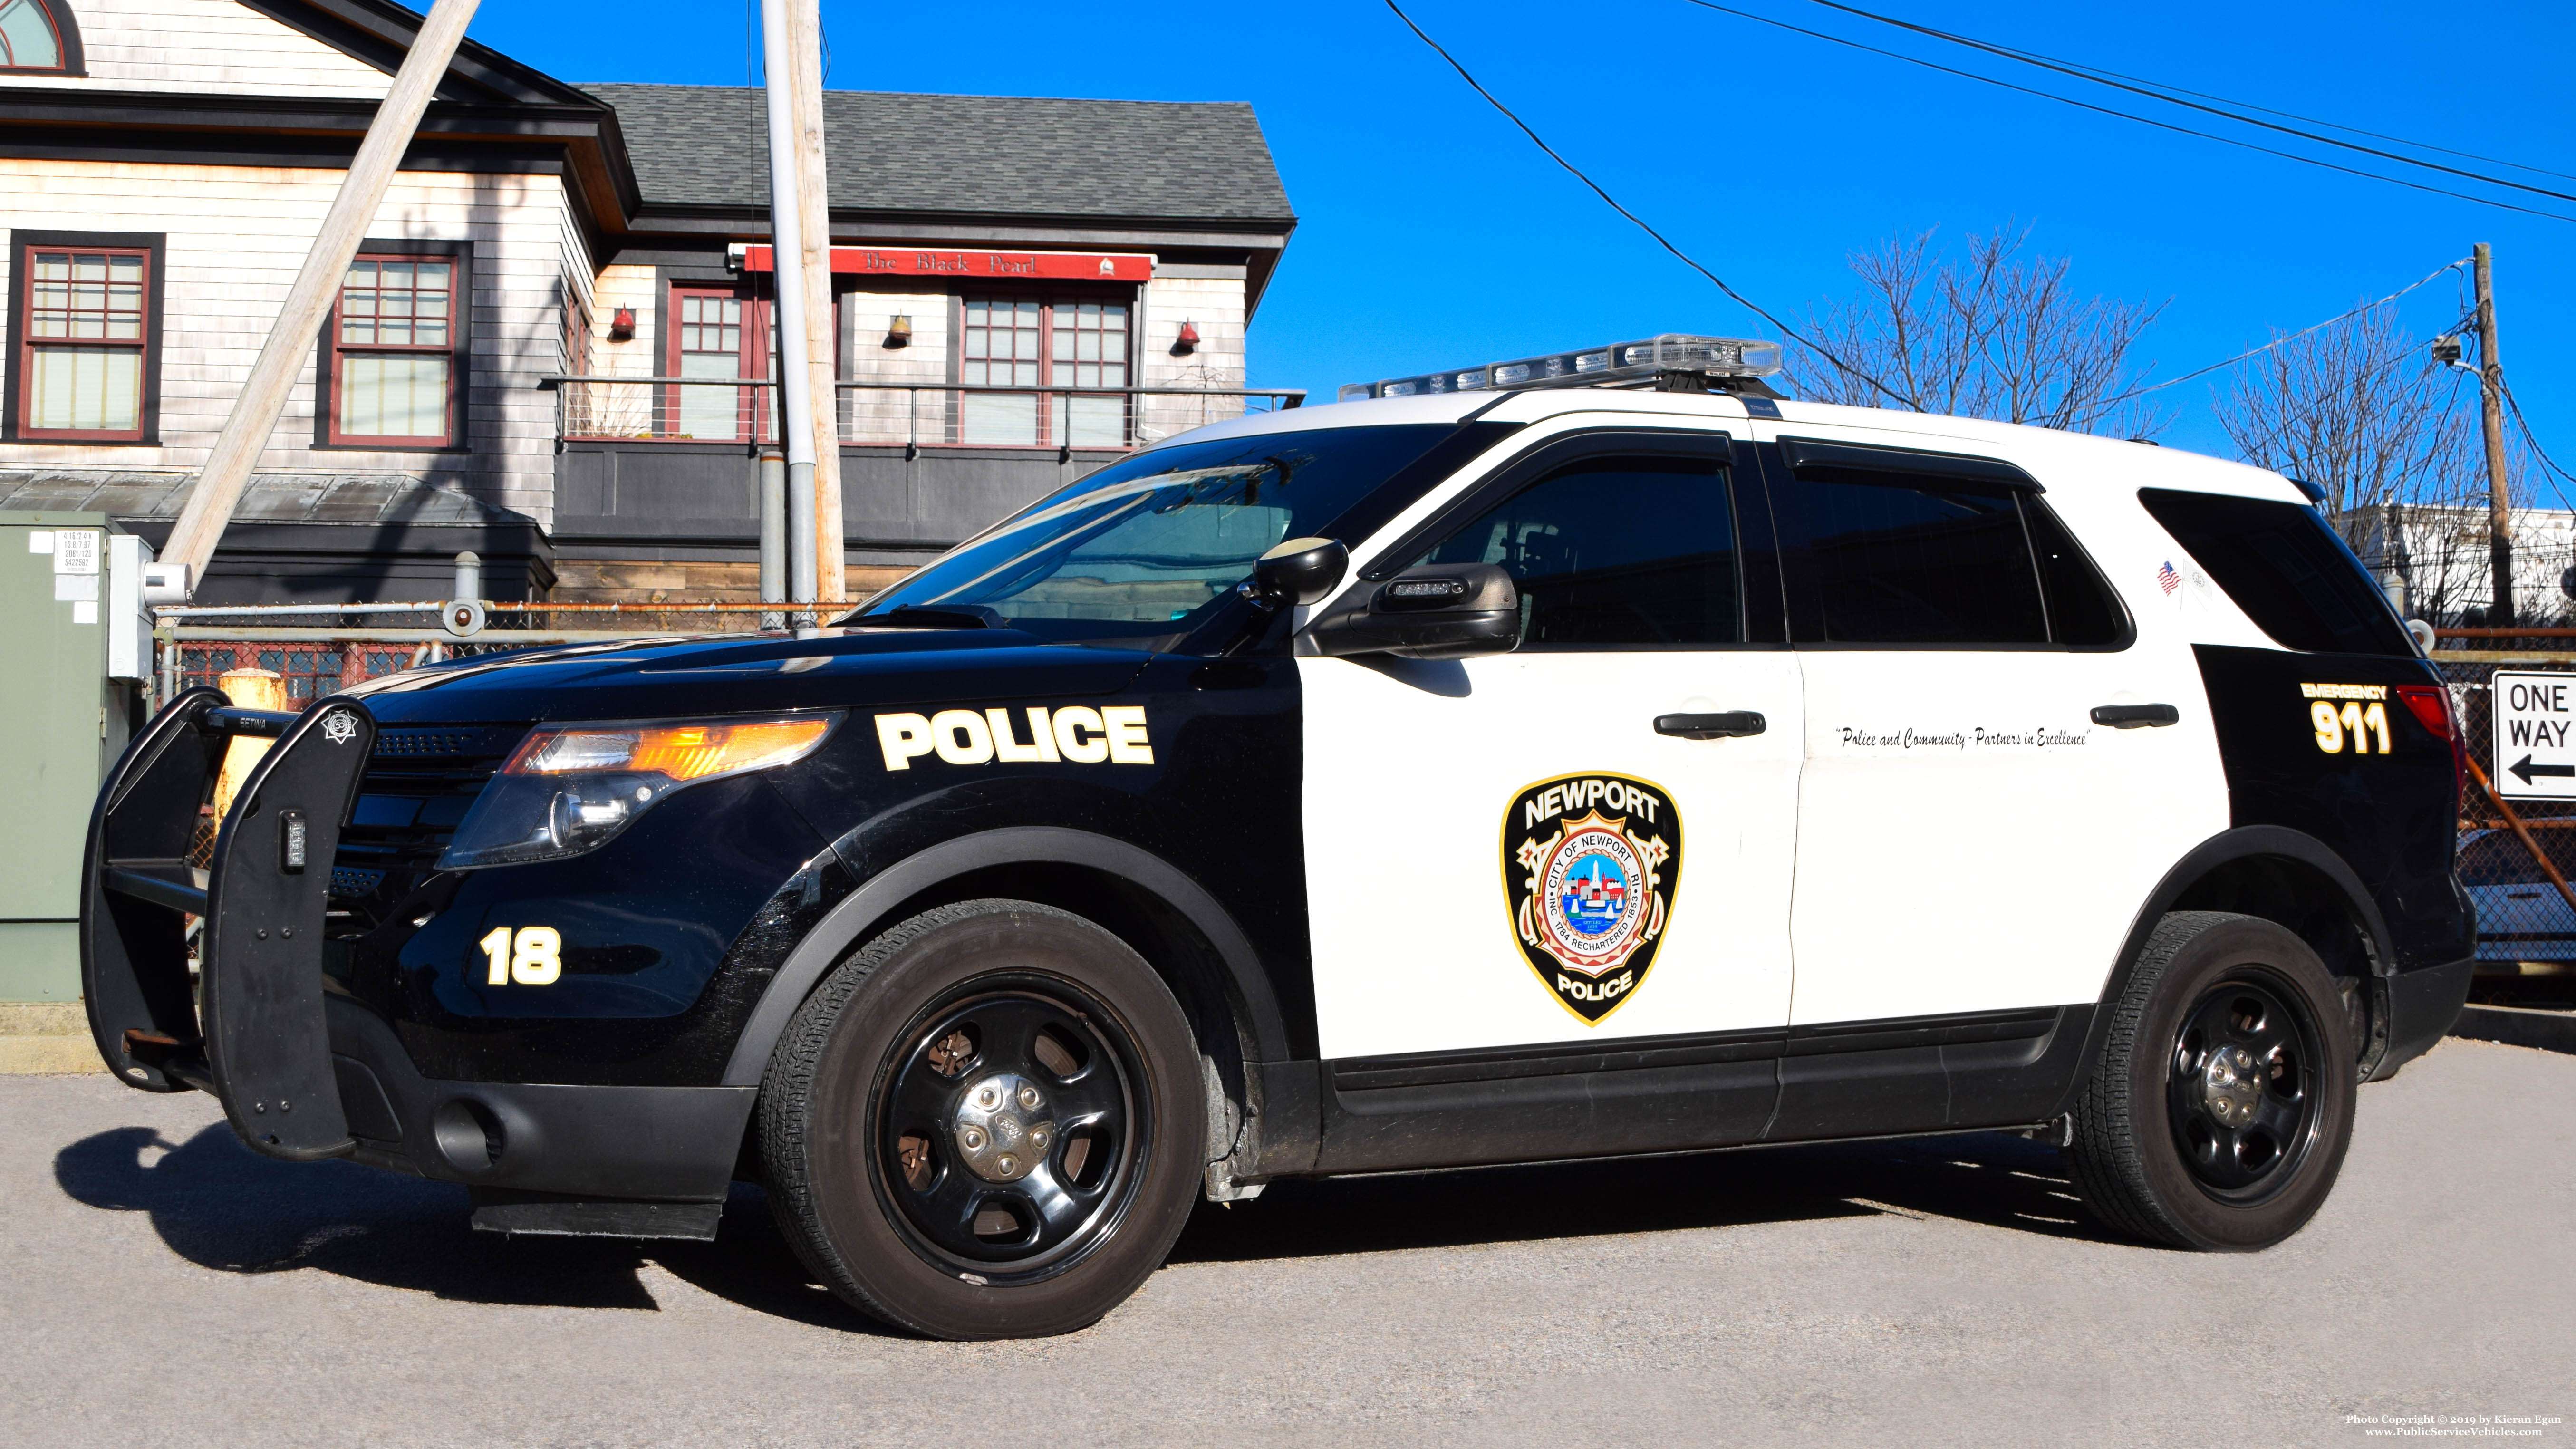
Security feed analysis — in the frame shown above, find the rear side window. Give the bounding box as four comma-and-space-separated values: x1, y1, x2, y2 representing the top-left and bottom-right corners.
2138, 488, 2413, 656
1792, 474, 2046, 643
1414, 454, 1741, 646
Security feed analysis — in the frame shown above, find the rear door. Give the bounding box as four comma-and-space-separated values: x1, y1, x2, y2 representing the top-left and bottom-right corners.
1299, 425, 1803, 1059
1750, 424, 2219, 1025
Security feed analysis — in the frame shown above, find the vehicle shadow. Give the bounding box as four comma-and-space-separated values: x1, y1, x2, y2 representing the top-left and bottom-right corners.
1167, 1130, 2135, 1264
51, 1120, 2131, 1333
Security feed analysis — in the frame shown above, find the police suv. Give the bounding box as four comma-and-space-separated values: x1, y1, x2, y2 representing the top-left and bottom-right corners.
81, 335, 2474, 1339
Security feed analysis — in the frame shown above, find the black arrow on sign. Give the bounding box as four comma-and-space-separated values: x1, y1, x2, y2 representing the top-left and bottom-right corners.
2510, 754, 2576, 786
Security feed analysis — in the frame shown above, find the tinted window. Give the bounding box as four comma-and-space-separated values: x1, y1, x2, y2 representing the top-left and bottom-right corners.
2138, 488, 2413, 656
2025, 497, 2129, 647
1789, 472, 2049, 644
1414, 455, 1740, 646
853, 424, 1460, 644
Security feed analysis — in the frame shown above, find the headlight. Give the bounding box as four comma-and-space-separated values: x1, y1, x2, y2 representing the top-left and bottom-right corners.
437, 714, 841, 869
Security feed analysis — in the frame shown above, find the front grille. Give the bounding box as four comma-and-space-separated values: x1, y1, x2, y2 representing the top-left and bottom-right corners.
328, 724, 526, 935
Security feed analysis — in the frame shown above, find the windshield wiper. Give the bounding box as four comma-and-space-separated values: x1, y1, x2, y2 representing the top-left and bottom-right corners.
842, 604, 1003, 630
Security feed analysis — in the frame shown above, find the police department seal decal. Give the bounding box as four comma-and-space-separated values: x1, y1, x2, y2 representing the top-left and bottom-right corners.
318, 709, 358, 745
1502, 773, 1681, 1024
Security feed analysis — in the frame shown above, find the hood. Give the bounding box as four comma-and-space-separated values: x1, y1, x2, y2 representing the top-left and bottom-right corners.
348, 626, 1154, 726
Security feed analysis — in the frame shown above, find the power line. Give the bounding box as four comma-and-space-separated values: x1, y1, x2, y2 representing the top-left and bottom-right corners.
1676, 0, 2576, 226
1822, 9, 2576, 187
1802, 0, 2576, 208
1377, 0, 1924, 410
2072, 258, 2471, 424
2502, 377, 2576, 502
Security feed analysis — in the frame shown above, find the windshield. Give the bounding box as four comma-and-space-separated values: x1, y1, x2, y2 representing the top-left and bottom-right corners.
848, 424, 1461, 645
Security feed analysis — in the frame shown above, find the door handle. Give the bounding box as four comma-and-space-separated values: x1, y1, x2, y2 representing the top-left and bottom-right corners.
1655, 711, 1766, 740
2090, 704, 2180, 729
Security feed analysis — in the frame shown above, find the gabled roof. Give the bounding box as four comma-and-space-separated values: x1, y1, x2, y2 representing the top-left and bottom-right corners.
232, 0, 607, 107
578, 83, 1294, 230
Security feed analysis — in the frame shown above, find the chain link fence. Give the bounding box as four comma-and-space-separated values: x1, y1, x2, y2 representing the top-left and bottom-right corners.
2434, 654, 2576, 1002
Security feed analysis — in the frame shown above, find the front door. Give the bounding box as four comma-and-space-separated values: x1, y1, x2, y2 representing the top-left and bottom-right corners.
1300, 428, 1803, 1060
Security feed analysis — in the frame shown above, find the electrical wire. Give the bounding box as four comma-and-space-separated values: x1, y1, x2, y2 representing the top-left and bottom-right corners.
1378, 0, 1925, 410
1675, 0, 2576, 225
1801, 0, 2576, 207
1885, 20, 2576, 187
2071, 257, 2470, 424
2502, 377, 2576, 500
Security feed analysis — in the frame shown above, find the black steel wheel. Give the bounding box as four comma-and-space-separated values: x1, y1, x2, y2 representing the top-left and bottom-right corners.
2163, 975, 2324, 1202
2067, 911, 2359, 1250
874, 982, 1142, 1279
760, 899, 1205, 1339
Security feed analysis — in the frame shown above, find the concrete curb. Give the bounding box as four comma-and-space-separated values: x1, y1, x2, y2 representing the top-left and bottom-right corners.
0, 1003, 102, 1075
2451, 1003, 2576, 1055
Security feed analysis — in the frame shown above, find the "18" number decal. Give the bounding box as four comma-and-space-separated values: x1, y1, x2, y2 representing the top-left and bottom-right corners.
2312, 700, 2391, 755
478, 926, 563, 985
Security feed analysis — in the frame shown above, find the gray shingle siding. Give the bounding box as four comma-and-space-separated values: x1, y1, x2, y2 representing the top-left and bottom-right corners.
579, 84, 1293, 226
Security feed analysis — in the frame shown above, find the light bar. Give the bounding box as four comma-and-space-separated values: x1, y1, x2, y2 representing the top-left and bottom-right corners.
1338, 334, 1783, 403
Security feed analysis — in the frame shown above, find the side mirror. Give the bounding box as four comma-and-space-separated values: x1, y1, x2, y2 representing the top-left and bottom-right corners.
1304, 562, 1521, 660
1251, 537, 1349, 607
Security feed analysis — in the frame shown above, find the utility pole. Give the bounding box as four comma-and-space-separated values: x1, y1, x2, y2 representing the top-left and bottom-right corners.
158, 0, 482, 592
2476, 242, 2514, 628
758, 0, 839, 619
758, 0, 819, 619
784, 2, 844, 605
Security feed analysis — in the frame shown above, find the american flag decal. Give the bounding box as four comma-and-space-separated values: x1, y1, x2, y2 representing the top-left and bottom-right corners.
2158, 561, 2181, 595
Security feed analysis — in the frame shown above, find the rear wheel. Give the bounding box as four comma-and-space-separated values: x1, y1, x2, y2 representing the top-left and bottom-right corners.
759, 899, 1205, 1338
2066, 911, 2357, 1250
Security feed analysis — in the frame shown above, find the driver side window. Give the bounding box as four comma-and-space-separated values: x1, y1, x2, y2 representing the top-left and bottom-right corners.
1414, 454, 1742, 646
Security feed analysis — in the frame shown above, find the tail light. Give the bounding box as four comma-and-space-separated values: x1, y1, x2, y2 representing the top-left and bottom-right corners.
2395, 684, 2467, 800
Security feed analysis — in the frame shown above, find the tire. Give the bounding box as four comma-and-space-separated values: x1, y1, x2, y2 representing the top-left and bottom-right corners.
758, 898, 1206, 1339
2065, 910, 2358, 1251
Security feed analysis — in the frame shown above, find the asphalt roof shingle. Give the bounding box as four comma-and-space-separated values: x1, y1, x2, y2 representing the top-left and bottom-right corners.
579, 84, 1293, 225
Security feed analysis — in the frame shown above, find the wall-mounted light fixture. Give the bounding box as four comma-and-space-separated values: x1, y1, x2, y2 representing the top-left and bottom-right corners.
1172, 320, 1200, 356
885, 315, 912, 348
608, 307, 636, 341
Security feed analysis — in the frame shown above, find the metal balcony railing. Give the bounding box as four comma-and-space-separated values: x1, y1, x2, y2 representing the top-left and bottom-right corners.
546, 377, 1305, 451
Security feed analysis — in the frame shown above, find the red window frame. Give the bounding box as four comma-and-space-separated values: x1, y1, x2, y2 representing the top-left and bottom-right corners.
16, 244, 151, 442
663, 286, 772, 442
326, 253, 462, 449
953, 292, 1134, 449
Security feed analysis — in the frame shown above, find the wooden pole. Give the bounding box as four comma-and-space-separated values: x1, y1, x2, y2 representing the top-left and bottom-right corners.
158, 0, 482, 589
2476, 243, 2515, 629
757, 0, 819, 615
783, 0, 844, 605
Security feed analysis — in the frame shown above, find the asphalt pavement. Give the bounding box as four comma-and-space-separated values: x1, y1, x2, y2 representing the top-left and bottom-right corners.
2, 1038, 2568, 1448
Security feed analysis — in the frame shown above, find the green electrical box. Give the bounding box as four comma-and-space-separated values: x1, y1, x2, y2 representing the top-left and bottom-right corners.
1, 512, 150, 1002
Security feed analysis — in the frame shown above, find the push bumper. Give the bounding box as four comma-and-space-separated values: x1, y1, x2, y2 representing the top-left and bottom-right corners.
80, 688, 753, 1208
82, 687, 375, 1159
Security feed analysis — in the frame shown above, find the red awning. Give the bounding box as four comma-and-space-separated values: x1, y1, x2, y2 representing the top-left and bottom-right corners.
737, 246, 1153, 282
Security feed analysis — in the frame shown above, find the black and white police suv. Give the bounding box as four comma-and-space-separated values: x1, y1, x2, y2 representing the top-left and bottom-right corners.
81, 334, 2475, 1338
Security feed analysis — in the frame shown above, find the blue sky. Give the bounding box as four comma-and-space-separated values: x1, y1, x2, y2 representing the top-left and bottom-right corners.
476, 0, 2573, 470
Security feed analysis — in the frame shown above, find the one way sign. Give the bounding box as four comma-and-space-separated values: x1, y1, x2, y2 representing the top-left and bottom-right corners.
2492, 670, 2576, 798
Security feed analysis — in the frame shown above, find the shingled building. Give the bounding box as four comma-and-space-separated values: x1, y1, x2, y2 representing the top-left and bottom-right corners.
0, 0, 1298, 603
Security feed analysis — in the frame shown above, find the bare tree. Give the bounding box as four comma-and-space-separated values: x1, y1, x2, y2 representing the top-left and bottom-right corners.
2209, 302, 2538, 625
1790, 223, 2171, 437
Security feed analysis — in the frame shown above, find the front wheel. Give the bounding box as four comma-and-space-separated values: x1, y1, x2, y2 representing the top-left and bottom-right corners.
759, 899, 1206, 1338
2066, 911, 2358, 1250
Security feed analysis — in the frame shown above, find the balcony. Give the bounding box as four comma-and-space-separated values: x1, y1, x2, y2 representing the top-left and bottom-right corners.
548, 377, 1306, 561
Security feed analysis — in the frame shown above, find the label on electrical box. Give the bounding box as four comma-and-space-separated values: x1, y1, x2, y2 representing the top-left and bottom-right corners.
52, 530, 99, 575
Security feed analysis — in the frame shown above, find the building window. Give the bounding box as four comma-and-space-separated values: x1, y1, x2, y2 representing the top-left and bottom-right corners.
665, 287, 769, 440
958, 295, 1129, 447
10, 236, 162, 443
0, 0, 80, 73
327, 254, 461, 447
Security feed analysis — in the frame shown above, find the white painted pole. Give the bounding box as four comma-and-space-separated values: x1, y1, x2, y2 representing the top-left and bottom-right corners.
159, 0, 482, 589
758, 0, 819, 613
